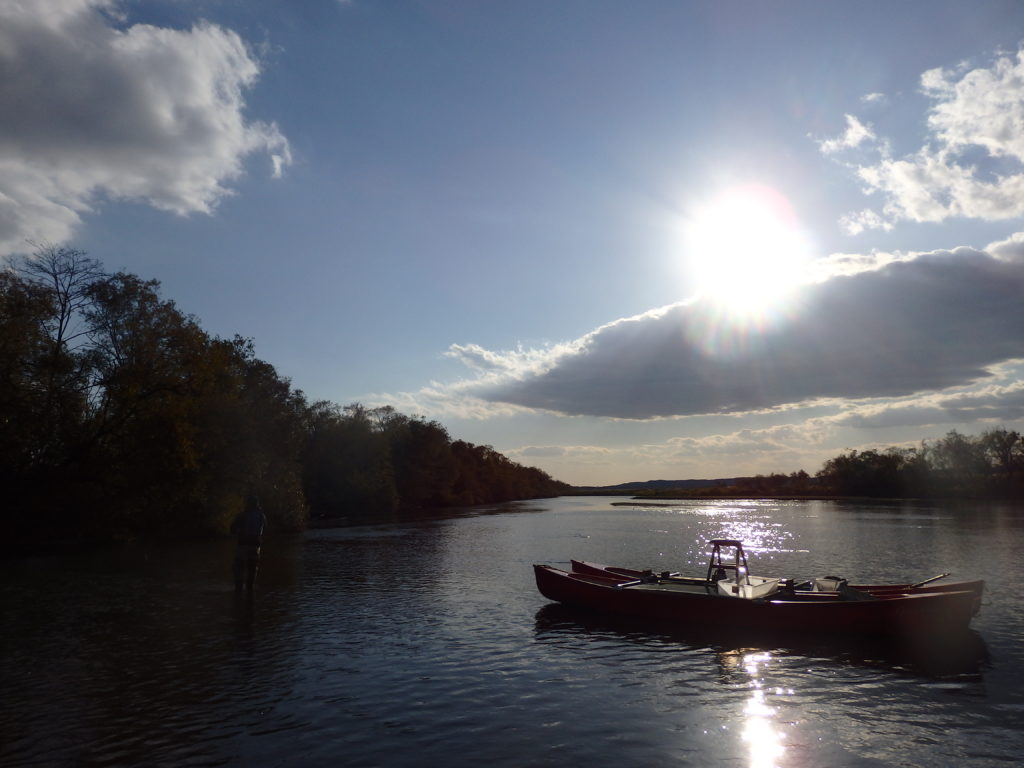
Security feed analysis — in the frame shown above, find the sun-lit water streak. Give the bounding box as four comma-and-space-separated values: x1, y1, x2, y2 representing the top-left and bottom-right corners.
715, 649, 793, 768
688, 501, 798, 563
741, 652, 788, 768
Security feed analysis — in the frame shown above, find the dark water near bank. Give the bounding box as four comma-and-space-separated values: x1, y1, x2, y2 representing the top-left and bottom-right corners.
3, 497, 1023, 767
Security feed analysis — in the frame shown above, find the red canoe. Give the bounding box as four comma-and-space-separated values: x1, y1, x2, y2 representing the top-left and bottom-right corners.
570, 559, 985, 614
533, 540, 982, 637
534, 564, 979, 637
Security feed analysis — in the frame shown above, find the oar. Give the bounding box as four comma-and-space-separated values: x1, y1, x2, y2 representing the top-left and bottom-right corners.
910, 572, 951, 589
614, 579, 642, 589
614, 571, 683, 588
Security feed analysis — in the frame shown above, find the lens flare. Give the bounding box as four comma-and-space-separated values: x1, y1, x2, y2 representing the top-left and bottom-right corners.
684, 185, 813, 321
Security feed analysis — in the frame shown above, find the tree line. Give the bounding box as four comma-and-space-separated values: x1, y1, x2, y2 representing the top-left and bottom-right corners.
638, 429, 1024, 500
1, 247, 568, 548
815, 428, 1024, 498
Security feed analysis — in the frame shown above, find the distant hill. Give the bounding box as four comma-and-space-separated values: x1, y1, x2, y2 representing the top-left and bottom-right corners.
572, 478, 736, 492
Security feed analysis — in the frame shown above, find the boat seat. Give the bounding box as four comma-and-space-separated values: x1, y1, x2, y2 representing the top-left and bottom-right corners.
812, 577, 847, 592
717, 577, 781, 600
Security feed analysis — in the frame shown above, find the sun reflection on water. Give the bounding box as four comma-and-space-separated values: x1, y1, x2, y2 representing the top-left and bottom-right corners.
695, 502, 794, 555
742, 652, 786, 768
718, 650, 791, 768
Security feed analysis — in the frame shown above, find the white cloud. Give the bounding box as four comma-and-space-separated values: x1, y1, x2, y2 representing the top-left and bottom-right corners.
444, 343, 518, 374
832, 370, 1024, 429
428, 242, 1024, 420
667, 422, 833, 456
923, 54, 1024, 160
0, 0, 290, 255
807, 249, 910, 280
818, 114, 875, 155
987, 230, 1024, 263
837, 209, 893, 236
444, 341, 577, 377
855, 148, 1024, 224
363, 379, 535, 420
517, 445, 569, 458
822, 47, 1024, 230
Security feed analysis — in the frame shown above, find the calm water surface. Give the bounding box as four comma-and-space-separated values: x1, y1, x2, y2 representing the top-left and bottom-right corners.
3, 497, 1023, 767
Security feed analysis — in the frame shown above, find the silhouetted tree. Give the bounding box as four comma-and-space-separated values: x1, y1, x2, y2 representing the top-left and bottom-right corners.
980, 427, 1021, 475
302, 401, 399, 518
3, 247, 567, 548
386, 416, 457, 508
815, 428, 1024, 499
817, 448, 914, 497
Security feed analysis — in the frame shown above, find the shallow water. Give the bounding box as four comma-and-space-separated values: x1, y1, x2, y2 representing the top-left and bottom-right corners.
2, 497, 1022, 767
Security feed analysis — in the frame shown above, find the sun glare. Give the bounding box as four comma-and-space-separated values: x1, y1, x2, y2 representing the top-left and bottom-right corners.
684, 185, 813, 319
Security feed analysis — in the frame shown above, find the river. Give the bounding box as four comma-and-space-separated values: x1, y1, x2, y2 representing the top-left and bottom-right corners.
2, 497, 1022, 767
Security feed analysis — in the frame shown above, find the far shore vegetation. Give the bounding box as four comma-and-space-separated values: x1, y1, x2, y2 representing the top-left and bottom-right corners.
2, 247, 569, 552
584, 427, 1024, 503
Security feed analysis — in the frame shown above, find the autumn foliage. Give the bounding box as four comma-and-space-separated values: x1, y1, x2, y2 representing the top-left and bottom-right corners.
1, 247, 567, 547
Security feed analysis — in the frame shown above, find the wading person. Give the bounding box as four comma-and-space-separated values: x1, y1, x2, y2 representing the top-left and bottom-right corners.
232, 496, 267, 592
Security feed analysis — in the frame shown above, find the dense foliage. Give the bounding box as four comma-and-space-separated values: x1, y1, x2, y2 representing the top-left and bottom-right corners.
302, 402, 570, 517
636, 433, 1024, 501
2, 247, 568, 547
816, 429, 1024, 498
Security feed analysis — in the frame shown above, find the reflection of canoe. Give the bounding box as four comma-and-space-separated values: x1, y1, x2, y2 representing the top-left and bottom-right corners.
570, 559, 985, 615
532, 603, 990, 678
534, 564, 979, 637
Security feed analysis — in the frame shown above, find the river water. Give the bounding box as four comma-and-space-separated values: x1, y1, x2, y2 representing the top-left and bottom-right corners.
2, 497, 1023, 767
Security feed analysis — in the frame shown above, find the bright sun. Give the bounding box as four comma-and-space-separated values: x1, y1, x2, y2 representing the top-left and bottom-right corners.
684, 184, 813, 318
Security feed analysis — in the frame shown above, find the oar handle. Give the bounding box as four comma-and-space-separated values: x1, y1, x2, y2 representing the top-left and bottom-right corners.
910, 572, 951, 589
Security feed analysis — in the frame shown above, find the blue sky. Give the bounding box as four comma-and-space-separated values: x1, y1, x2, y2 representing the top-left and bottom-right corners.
4, 0, 1024, 485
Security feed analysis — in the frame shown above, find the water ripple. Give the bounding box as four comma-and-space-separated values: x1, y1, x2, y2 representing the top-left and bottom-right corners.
3, 501, 1023, 767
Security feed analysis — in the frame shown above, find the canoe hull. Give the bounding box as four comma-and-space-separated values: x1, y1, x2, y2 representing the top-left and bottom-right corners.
534, 564, 978, 638
570, 559, 985, 615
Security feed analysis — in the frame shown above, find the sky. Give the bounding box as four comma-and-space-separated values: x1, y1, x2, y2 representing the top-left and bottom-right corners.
4, 0, 1024, 486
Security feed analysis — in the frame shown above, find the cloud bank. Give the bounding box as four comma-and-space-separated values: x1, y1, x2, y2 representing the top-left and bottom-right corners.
833, 374, 1024, 430
822, 47, 1024, 233
0, 0, 290, 255
445, 240, 1024, 420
